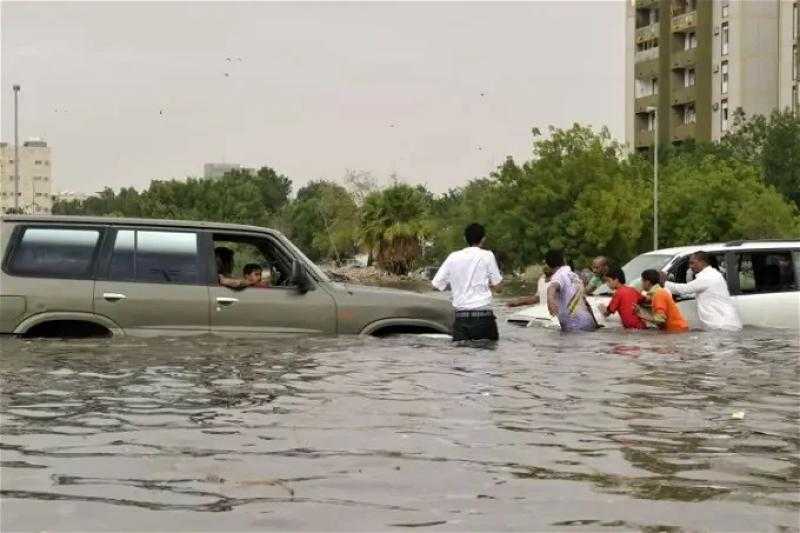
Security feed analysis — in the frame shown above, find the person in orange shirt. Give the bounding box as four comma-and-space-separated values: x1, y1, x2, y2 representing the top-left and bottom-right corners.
636, 269, 689, 332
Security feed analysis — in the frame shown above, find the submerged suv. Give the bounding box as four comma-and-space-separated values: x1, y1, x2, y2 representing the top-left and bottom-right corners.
0, 215, 453, 337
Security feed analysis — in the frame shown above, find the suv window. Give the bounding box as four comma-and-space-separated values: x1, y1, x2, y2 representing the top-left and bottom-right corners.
669, 252, 728, 284
736, 251, 797, 294
7, 227, 101, 279
109, 230, 199, 284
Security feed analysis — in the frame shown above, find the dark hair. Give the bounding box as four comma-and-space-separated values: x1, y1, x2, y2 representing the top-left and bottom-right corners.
215, 247, 234, 261
606, 266, 626, 284
464, 223, 486, 246
691, 250, 711, 266
243, 263, 262, 276
641, 269, 661, 286
544, 249, 564, 269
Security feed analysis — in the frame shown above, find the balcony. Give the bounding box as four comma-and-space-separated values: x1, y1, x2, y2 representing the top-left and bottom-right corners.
671, 48, 697, 69
636, 23, 660, 44
635, 0, 659, 8
635, 47, 660, 63
636, 129, 655, 147
671, 86, 695, 105
635, 94, 659, 113
635, 58, 659, 79
672, 123, 696, 141
671, 11, 697, 33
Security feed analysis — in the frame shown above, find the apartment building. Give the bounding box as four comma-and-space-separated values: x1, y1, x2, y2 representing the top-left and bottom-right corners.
626, 0, 800, 152
0, 139, 53, 214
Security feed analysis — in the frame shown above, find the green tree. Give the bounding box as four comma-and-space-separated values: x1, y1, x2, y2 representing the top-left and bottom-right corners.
658, 154, 800, 245
360, 184, 433, 275
286, 180, 359, 263
721, 109, 800, 208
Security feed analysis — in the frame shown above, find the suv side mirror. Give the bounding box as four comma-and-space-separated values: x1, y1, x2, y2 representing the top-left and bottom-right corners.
290, 260, 312, 294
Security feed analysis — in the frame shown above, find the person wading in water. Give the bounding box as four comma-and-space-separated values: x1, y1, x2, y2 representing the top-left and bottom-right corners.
432, 223, 503, 343
545, 249, 599, 333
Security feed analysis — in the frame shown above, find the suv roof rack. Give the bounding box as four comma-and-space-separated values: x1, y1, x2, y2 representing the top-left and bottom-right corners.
723, 239, 800, 247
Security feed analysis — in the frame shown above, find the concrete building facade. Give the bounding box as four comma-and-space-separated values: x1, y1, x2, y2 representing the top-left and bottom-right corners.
626, 0, 800, 152
0, 139, 53, 214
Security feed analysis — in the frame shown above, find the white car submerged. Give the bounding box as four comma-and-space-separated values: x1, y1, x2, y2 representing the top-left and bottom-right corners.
508, 240, 800, 330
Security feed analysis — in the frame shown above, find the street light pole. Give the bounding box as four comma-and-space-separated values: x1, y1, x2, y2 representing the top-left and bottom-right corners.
647, 105, 659, 250
13, 84, 20, 213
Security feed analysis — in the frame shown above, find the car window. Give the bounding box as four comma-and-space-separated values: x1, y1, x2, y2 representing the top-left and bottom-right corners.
8, 227, 100, 279
213, 235, 291, 287
108, 230, 199, 284
109, 230, 135, 281
668, 253, 727, 284
736, 251, 797, 294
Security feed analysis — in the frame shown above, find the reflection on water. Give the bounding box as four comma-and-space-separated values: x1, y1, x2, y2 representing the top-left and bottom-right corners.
1, 310, 799, 531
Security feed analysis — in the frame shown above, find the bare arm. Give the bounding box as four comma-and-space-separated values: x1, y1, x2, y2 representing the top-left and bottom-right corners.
507, 294, 540, 308
546, 283, 560, 316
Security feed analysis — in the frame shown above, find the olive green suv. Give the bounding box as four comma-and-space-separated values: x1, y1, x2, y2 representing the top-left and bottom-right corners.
0, 215, 453, 337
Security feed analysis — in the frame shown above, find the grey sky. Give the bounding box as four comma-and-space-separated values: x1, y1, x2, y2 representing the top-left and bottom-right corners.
1, 1, 626, 194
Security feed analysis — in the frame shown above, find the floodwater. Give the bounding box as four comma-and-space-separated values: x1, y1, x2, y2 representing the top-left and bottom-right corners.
1, 310, 799, 532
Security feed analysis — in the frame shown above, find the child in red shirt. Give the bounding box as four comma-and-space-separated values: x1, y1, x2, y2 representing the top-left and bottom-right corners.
601, 267, 646, 329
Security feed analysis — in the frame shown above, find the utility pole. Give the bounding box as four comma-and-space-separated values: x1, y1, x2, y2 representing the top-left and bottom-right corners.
647, 105, 659, 250
13, 84, 21, 213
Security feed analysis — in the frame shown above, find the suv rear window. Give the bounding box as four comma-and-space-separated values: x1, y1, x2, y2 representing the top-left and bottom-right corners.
736, 251, 797, 294
108, 229, 199, 284
7, 227, 101, 279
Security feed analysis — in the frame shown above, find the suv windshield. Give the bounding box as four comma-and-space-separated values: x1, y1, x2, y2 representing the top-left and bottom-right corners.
622, 253, 674, 289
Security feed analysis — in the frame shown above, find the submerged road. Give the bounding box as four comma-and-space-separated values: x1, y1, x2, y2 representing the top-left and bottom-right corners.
1, 309, 798, 531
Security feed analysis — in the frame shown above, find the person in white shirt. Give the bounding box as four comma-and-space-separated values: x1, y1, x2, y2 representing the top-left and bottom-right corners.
663, 251, 742, 332
432, 223, 503, 341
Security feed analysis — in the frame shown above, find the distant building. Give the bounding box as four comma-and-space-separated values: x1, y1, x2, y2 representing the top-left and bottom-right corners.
626, 0, 799, 153
204, 162, 241, 179
55, 190, 96, 203
0, 138, 53, 214
203, 162, 258, 179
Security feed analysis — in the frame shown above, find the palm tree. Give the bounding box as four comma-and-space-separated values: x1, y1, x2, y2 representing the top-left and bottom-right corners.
360, 184, 432, 275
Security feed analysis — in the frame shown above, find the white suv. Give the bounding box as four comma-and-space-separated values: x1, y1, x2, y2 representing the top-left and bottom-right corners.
509, 240, 800, 330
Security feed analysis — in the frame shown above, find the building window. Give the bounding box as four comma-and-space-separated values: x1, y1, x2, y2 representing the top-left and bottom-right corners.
649, 8, 659, 25
722, 4, 729, 18
637, 38, 659, 53
684, 103, 697, 124
647, 111, 656, 131
794, 45, 798, 82
34, 160, 42, 165
685, 68, 696, 87
684, 32, 698, 50
636, 77, 659, 97
721, 22, 729, 55
721, 99, 730, 130
794, 2, 799, 40
721, 61, 729, 94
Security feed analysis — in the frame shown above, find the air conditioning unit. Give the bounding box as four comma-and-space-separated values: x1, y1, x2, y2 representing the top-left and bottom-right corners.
713, 102, 720, 111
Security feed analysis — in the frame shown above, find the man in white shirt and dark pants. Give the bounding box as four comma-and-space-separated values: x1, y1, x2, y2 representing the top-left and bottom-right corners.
663, 250, 742, 332
432, 223, 503, 342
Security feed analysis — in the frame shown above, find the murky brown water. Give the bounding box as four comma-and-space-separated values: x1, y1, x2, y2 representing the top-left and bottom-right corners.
1, 310, 799, 532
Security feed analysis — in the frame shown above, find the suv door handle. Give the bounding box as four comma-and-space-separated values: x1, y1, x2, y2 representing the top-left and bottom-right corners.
103, 292, 127, 302
216, 297, 239, 306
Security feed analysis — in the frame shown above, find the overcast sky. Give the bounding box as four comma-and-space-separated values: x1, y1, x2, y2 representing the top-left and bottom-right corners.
1, 1, 626, 194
